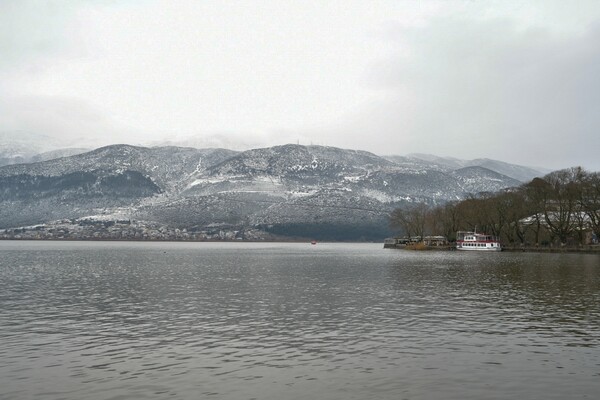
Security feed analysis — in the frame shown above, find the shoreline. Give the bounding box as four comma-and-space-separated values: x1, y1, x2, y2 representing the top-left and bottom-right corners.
384, 243, 600, 253
0, 238, 373, 244
502, 245, 600, 254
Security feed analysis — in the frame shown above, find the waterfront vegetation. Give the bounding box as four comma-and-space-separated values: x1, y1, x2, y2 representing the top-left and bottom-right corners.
390, 167, 600, 247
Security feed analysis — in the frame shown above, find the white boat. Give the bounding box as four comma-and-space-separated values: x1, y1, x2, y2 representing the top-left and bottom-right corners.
456, 231, 501, 251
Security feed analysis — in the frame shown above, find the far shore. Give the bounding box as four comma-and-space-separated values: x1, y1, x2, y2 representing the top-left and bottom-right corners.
0, 238, 373, 244
502, 245, 600, 253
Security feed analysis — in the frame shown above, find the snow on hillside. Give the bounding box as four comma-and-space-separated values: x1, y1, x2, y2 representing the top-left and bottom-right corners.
0, 143, 526, 239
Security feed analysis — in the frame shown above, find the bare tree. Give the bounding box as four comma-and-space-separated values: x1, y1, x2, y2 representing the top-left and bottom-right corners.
389, 203, 429, 240
389, 208, 412, 238
498, 190, 530, 245
581, 171, 600, 240
539, 167, 584, 244
523, 178, 549, 245
389, 166, 600, 247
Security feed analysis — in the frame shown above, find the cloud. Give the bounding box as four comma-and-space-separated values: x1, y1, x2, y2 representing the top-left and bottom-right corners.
0, 94, 143, 148
0, 1, 81, 69
1, 1, 600, 171
319, 16, 600, 170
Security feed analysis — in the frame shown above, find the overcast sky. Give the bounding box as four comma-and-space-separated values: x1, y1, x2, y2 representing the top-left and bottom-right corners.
1, 0, 600, 170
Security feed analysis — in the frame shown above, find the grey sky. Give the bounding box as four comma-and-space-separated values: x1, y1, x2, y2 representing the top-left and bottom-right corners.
1, 0, 599, 170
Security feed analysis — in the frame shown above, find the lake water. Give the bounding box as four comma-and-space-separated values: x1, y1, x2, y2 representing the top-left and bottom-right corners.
1, 241, 599, 400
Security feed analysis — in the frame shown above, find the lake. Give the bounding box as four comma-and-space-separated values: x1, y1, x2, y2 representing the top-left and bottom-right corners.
1, 241, 599, 399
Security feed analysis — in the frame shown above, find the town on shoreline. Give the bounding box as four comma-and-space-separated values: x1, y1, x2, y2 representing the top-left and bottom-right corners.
0, 218, 277, 242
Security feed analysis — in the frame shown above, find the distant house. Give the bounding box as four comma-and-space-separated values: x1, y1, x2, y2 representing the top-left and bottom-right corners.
519, 212, 596, 245
422, 236, 449, 246
384, 235, 448, 248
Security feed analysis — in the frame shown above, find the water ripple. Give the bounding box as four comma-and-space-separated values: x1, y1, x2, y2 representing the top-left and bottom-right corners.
0, 242, 599, 399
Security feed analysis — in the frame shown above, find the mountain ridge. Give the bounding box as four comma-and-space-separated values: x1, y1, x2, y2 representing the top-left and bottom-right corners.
0, 143, 531, 239
403, 153, 549, 182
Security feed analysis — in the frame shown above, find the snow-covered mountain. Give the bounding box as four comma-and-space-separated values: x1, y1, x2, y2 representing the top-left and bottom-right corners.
0, 143, 525, 239
397, 153, 549, 182
0, 131, 92, 166
0, 144, 238, 191
29, 148, 90, 163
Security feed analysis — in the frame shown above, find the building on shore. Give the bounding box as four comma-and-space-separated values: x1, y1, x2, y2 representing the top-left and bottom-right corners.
384, 235, 449, 248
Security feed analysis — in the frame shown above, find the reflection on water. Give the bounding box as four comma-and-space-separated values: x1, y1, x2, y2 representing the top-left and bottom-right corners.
0, 241, 599, 399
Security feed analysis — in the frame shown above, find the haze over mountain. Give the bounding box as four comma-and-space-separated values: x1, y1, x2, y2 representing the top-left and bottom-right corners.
0, 142, 534, 240
3, 2, 600, 172
391, 154, 551, 183
0, 131, 548, 179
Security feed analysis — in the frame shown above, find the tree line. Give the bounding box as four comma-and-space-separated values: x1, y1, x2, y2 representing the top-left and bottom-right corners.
389, 167, 600, 246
